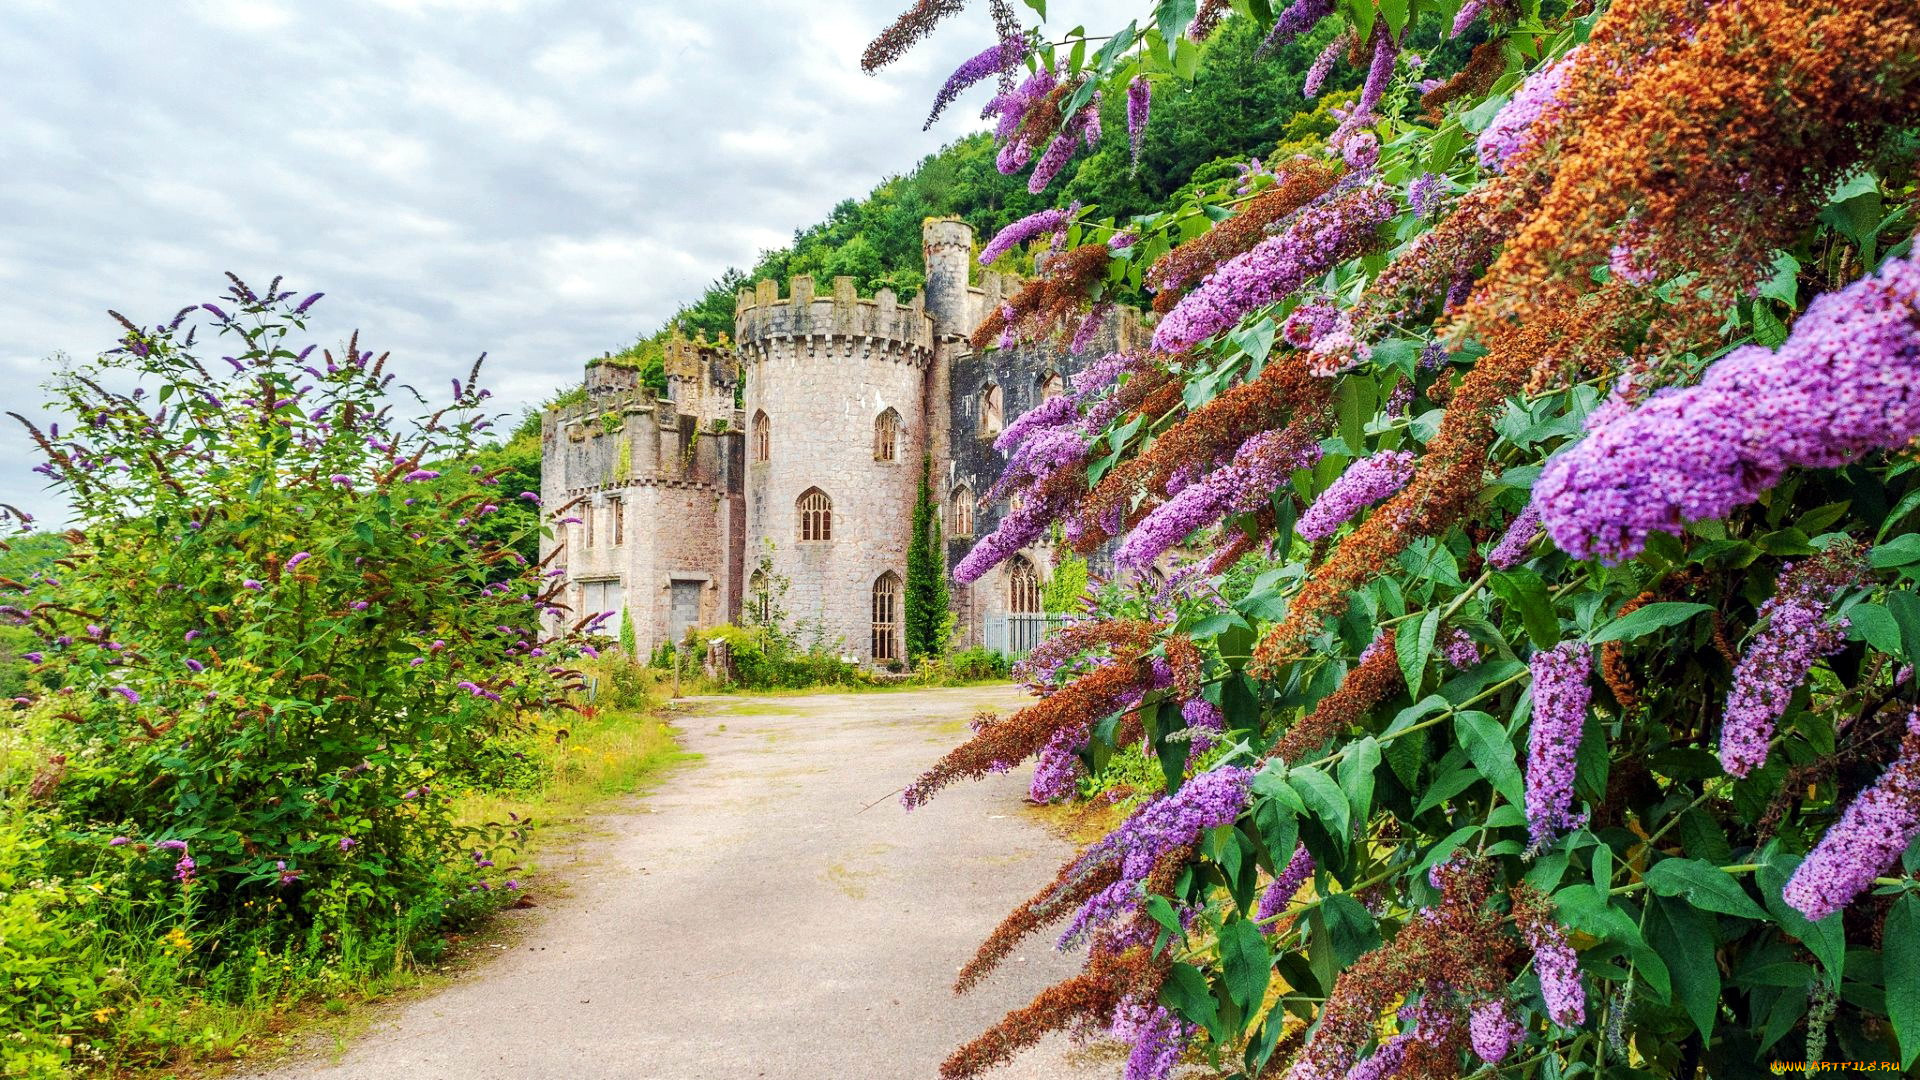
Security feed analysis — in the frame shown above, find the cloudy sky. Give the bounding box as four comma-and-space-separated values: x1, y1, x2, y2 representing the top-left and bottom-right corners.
0, 0, 1096, 527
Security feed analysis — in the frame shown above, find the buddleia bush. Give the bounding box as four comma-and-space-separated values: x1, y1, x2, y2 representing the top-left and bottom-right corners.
872, 0, 1920, 1076
7, 278, 602, 935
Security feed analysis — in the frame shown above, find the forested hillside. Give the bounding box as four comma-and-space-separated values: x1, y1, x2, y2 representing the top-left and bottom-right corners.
593, 14, 1450, 389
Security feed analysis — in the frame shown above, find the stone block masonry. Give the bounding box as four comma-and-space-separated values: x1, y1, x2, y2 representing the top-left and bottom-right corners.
540, 219, 1141, 664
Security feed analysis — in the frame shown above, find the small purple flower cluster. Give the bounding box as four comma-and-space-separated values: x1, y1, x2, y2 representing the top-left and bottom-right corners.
1280, 299, 1340, 349
1115, 427, 1323, 569
1342, 991, 1456, 1080
1060, 766, 1253, 947
1524, 642, 1592, 851
1487, 503, 1542, 569
1469, 998, 1524, 1062
1303, 30, 1348, 98
1520, 911, 1587, 1027
1152, 179, 1394, 352
1180, 696, 1225, 761
926, 37, 1026, 129
1783, 707, 1920, 921
1256, 844, 1314, 924
1126, 75, 1150, 166
1443, 627, 1481, 670
1477, 48, 1580, 172
1537, 255, 1920, 563
979, 203, 1078, 266
1295, 450, 1415, 542
1029, 725, 1087, 802
1259, 0, 1333, 54
1111, 997, 1192, 1080
1408, 172, 1446, 219
1719, 553, 1858, 778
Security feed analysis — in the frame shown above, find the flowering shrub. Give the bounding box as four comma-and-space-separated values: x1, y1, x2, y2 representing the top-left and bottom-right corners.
869, 0, 1920, 1076
7, 279, 600, 937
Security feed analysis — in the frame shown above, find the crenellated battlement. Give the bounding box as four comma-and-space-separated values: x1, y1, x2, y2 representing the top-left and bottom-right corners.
734, 275, 935, 364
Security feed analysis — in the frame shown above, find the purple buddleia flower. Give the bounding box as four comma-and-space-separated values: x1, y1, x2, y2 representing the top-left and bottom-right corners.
1487, 503, 1542, 568
1126, 75, 1151, 165
995, 392, 1078, 453
1783, 707, 1920, 920
987, 64, 1059, 173
293, 292, 324, 314
1153, 179, 1393, 352
1451, 0, 1487, 36
1478, 48, 1580, 172
1180, 696, 1225, 761
1408, 172, 1446, 219
1303, 30, 1348, 98
1028, 100, 1098, 194
1538, 255, 1920, 564
1256, 845, 1314, 924
1525, 643, 1592, 851
1259, 0, 1334, 54
1520, 912, 1587, 1027
184, 658, 204, 673
340, 836, 358, 852
926, 39, 1026, 129
1111, 998, 1192, 1080
403, 469, 440, 482
112, 685, 140, 704
286, 551, 310, 569
1720, 552, 1858, 777
109, 836, 131, 847
1469, 998, 1524, 1062
1609, 238, 1657, 286
1442, 627, 1481, 670
1342, 131, 1380, 170
1116, 428, 1322, 569
174, 854, 197, 883
276, 860, 302, 887
1029, 725, 1087, 803
980, 203, 1078, 266
1070, 303, 1111, 353
1296, 450, 1414, 542
1060, 766, 1253, 947
202, 303, 230, 321
1331, 27, 1397, 146
1281, 300, 1341, 348
23, 651, 43, 664
1340, 991, 1456, 1080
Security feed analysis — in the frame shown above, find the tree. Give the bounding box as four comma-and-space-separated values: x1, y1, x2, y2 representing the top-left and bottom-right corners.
904, 455, 949, 663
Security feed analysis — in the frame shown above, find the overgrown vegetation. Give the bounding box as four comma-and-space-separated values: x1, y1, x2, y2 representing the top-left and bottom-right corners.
0, 283, 678, 1076
871, 0, 1920, 1077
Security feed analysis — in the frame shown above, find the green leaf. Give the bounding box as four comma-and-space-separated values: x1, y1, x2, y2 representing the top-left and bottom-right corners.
1159, 962, 1221, 1037
1553, 883, 1645, 947
1888, 591, 1920, 669
1154, 0, 1198, 54
1321, 893, 1380, 967
1289, 766, 1350, 847
1649, 897, 1720, 1040
1491, 569, 1560, 649
1873, 534, 1920, 568
1757, 847, 1845, 988
1377, 0, 1409, 34
1587, 602, 1714, 644
1396, 610, 1439, 695
1456, 710, 1526, 809
1219, 917, 1273, 1015
1642, 858, 1768, 920
1887, 894, 1920, 1071
1847, 602, 1904, 657
1338, 736, 1381, 828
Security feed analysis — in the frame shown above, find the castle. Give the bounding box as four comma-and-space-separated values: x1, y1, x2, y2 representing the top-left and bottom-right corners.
539, 218, 1142, 663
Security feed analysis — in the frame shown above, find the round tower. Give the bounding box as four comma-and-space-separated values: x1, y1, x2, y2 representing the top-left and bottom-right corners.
736, 274, 935, 663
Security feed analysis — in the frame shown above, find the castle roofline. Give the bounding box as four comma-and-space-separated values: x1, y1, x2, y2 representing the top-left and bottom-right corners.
734, 274, 935, 357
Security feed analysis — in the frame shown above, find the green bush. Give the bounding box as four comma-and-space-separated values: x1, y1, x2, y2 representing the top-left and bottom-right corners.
10, 280, 603, 982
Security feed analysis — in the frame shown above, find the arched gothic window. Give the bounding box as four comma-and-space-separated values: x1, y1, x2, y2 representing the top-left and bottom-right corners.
949, 484, 975, 538
979, 383, 1003, 437
752, 411, 770, 463
798, 487, 832, 542
872, 572, 902, 662
1039, 371, 1065, 401
874, 408, 901, 462
1008, 555, 1041, 614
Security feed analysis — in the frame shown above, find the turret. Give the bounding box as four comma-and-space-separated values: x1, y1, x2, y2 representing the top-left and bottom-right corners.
664, 330, 740, 429
921, 217, 974, 340
584, 355, 639, 398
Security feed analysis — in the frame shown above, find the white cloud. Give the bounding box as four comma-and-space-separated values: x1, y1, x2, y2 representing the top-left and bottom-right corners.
0, 0, 1107, 527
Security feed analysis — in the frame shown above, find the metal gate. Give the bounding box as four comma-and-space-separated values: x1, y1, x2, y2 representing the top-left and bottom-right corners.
983, 613, 1065, 657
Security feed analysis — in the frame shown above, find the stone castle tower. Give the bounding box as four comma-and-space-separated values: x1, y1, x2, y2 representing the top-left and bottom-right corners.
541, 218, 1143, 662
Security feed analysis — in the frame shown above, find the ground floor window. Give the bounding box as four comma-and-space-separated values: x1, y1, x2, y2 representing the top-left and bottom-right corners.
872, 571, 901, 662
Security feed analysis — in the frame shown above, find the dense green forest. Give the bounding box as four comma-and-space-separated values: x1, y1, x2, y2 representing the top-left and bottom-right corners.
591, 14, 1422, 391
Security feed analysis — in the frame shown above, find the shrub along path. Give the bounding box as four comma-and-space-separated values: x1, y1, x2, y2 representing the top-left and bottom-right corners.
245, 685, 1108, 1080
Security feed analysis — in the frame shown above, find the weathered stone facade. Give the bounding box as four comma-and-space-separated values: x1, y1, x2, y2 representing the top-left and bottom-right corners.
540, 218, 1143, 662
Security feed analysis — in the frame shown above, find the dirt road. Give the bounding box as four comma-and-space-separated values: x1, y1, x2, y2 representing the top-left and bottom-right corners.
247, 685, 1111, 1080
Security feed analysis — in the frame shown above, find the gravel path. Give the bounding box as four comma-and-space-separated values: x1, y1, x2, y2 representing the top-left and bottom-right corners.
246, 685, 1112, 1080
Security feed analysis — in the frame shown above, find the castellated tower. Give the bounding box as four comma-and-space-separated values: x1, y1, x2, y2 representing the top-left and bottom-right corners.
737, 274, 935, 663
538, 335, 745, 658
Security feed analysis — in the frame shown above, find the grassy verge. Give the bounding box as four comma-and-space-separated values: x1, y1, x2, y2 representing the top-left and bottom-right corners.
0, 686, 688, 1078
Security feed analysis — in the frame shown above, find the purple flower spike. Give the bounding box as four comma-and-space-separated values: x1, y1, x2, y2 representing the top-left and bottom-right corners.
1720, 553, 1857, 778
979, 203, 1078, 266
1256, 845, 1314, 925
112, 685, 141, 704
1784, 707, 1920, 921
403, 469, 440, 482
927, 37, 1026, 129
1524, 643, 1592, 851
286, 551, 311, 569
1469, 998, 1524, 1063
109, 836, 131, 847
1296, 450, 1415, 541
